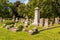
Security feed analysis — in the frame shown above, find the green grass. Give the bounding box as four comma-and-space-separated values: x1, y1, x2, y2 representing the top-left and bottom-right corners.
0, 20, 60, 40
0, 26, 60, 40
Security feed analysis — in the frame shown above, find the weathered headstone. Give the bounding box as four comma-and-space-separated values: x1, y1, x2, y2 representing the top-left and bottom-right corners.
44, 18, 49, 28
39, 18, 44, 26
55, 17, 59, 24
32, 7, 40, 26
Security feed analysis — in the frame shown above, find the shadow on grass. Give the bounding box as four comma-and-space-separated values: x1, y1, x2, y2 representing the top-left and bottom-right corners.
32, 26, 60, 35
32, 31, 40, 35
40, 26, 60, 32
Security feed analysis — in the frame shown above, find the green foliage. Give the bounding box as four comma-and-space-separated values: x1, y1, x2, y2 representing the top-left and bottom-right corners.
25, 0, 60, 18
0, 0, 10, 18
0, 0, 60, 18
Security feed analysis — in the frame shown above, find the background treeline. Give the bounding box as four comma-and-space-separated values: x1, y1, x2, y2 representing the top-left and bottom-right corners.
0, 0, 60, 18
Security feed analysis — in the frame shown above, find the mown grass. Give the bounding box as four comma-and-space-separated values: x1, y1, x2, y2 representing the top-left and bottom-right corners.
0, 20, 60, 40
0, 26, 60, 40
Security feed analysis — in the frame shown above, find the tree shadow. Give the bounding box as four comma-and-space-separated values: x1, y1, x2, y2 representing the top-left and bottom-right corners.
32, 31, 40, 35
32, 26, 60, 35
40, 26, 60, 32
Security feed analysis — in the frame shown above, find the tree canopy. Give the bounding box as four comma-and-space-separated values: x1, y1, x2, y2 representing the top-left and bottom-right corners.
0, 0, 60, 18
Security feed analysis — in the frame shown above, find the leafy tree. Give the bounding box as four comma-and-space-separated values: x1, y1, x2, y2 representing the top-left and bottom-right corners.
25, 0, 60, 18
0, 0, 10, 18
9, 1, 25, 18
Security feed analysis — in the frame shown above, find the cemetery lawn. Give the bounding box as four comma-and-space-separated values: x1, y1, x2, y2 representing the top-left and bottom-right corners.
0, 26, 60, 40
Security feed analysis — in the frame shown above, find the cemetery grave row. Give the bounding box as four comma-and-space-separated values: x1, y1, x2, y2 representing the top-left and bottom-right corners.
0, 7, 60, 35
1, 17, 60, 35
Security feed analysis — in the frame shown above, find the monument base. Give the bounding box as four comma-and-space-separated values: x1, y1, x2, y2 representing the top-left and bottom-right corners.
32, 22, 39, 26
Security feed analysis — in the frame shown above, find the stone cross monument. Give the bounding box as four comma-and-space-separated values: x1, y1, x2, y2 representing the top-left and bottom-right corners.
32, 7, 40, 26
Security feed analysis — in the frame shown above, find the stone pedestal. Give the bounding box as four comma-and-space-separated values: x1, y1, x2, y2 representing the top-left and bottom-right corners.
32, 7, 40, 26
39, 18, 44, 26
